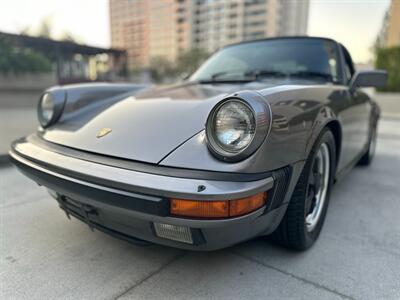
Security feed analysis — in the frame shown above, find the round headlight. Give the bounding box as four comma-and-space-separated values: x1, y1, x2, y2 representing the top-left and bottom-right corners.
38, 93, 55, 126
213, 100, 255, 152
206, 92, 271, 162
37, 90, 66, 128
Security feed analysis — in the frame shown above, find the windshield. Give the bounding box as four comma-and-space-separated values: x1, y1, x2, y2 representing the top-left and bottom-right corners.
190, 39, 340, 83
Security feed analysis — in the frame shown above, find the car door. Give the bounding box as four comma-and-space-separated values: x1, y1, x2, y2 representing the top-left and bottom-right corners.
336, 46, 371, 172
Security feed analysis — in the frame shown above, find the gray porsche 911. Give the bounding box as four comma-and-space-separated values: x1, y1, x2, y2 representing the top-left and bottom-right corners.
10, 37, 387, 251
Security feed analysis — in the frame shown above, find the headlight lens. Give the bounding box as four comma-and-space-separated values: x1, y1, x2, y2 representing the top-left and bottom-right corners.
37, 89, 66, 128
206, 93, 271, 162
39, 93, 55, 126
213, 100, 256, 152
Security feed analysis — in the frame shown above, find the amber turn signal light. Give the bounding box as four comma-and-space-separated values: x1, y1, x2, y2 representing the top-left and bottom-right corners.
170, 192, 267, 218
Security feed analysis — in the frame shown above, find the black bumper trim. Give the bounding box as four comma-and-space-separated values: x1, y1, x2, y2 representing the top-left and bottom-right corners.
267, 166, 292, 211
61, 203, 152, 246
59, 190, 207, 246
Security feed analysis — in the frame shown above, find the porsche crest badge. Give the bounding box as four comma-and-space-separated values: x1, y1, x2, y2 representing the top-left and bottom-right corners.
96, 128, 112, 138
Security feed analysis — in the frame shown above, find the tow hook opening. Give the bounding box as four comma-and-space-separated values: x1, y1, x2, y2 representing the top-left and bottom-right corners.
56, 195, 99, 231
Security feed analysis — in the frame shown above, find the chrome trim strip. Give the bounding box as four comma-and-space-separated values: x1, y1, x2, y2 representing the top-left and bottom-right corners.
10, 141, 274, 201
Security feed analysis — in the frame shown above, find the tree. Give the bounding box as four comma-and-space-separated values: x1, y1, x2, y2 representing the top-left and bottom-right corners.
149, 56, 176, 83
36, 16, 53, 38
60, 31, 79, 43
0, 36, 52, 75
19, 16, 78, 43
19, 16, 53, 38
148, 48, 209, 83
176, 48, 209, 76
60, 32, 75, 42
375, 46, 400, 92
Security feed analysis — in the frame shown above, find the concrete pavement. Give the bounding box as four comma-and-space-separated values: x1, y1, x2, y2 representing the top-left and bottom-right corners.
0, 108, 37, 156
375, 93, 400, 119
1, 118, 400, 300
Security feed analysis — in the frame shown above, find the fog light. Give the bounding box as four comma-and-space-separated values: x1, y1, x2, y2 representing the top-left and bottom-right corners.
154, 223, 193, 244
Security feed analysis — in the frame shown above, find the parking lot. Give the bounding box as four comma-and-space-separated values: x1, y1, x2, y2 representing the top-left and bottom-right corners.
0, 117, 399, 300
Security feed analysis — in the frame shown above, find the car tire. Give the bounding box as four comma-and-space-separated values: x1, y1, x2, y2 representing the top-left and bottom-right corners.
271, 128, 336, 250
358, 122, 377, 166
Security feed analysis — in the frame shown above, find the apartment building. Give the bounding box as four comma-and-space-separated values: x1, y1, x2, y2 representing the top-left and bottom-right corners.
376, 0, 400, 48
191, 0, 309, 53
110, 0, 309, 69
110, 0, 191, 68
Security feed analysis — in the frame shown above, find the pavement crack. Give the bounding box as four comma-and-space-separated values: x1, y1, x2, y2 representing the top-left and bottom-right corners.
231, 251, 357, 300
113, 251, 187, 300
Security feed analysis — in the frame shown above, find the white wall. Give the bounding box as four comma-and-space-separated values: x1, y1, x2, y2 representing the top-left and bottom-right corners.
0, 73, 56, 91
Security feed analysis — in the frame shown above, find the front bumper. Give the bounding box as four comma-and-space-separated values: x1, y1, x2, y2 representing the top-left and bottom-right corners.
10, 135, 295, 250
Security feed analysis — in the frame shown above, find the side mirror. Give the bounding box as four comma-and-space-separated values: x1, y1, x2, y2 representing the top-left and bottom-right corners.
349, 70, 387, 90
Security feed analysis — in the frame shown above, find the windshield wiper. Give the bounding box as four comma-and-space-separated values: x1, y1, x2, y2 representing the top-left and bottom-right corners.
198, 78, 254, 84
245, 70, 287, 79
210, 71, 247, 80
287, 71, 333, 81
196, 71, 254, 83
204, 69, 286, 82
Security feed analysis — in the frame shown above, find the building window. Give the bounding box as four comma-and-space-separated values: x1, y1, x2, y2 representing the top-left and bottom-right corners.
244, 21, 266, 27
244, 10, 265, 16
245, 0, 266, 5
244, 31, 265, 39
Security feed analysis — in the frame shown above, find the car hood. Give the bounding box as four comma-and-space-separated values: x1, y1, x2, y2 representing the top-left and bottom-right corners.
40, 80, 310, 164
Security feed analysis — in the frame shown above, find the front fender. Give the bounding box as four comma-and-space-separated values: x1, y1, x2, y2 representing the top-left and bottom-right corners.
161, 85, 347, 174
45, 82, 150, 123
305, 105, 341, 159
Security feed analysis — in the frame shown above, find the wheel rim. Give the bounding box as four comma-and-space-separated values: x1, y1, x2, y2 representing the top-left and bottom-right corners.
305, 143, 330, 232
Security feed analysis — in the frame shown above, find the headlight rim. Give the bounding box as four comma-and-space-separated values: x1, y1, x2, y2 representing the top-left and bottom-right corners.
206, 91, 272, 162
37, 90, 66, 128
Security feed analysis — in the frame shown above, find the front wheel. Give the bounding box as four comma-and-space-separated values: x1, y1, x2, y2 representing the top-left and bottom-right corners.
272, 128, 336, 250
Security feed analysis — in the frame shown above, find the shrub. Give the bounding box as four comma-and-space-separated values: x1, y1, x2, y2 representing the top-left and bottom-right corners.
149, 56, 177, 83
375, 46, 400, 92
176, 48, 209, 76
0, 36, 52, 75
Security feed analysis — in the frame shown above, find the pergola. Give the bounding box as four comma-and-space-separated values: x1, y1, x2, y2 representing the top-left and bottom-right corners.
1, 31, 127, 84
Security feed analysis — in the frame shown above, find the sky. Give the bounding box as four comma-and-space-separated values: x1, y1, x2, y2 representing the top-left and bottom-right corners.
308, 0, 391, 63
0, 0, 391, 63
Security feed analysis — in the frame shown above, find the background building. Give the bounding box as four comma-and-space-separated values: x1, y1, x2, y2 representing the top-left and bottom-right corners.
190, 0, 309, 53
0, 31, 127, 84
110, 0, 309, 69
376, 0, 400, 48
110, 0, 191, 69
